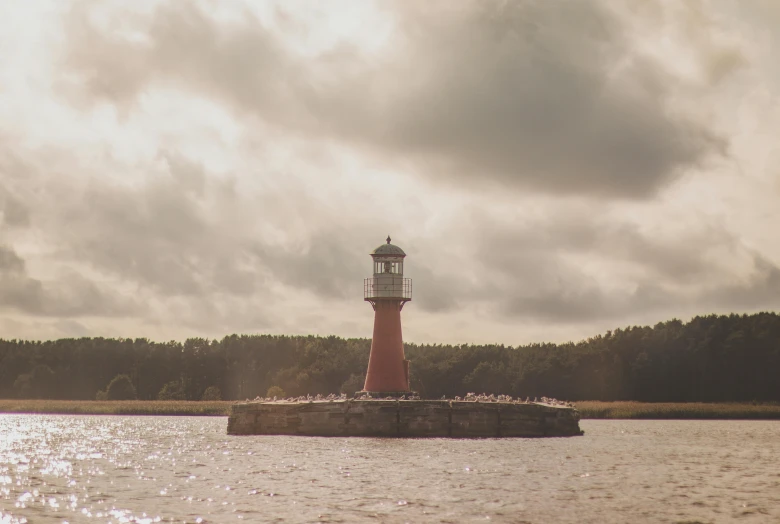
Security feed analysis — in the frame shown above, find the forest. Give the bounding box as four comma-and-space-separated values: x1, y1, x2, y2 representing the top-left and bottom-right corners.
1, 312, 778, 402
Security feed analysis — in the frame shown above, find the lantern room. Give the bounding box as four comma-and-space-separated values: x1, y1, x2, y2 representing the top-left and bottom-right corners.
364, 236, 412, 302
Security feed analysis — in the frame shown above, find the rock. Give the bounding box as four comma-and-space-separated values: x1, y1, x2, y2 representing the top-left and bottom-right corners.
227, 399, 583, 438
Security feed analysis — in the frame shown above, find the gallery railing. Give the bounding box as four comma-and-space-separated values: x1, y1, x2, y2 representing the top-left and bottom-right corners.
364, 277, 412, 300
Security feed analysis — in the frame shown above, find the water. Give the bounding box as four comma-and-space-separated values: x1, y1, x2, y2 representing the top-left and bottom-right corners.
0, 416, 778, 523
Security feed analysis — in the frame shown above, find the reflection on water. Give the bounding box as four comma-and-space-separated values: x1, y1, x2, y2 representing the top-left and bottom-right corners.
1, 415, 778, 523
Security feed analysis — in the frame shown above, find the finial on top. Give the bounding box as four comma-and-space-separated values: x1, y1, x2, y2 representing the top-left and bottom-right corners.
386, 235, 391, 244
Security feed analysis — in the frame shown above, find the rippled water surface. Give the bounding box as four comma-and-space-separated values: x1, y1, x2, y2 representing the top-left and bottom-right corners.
1, 416, 779, 523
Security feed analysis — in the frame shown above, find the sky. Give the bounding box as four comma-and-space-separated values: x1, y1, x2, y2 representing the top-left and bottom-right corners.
1, 0, 779, 345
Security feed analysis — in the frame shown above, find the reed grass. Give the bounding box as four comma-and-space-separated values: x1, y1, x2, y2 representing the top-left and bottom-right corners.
0, 399, 232, 416
574, 401, 780, 420
1, 399, 779, 419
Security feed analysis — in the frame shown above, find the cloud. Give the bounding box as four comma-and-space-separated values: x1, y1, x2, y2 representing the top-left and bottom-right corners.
61, 0, 728, 199
0, 184, 30, 228
62, 2, 297, 120
705, 255, 780, 310
0, 0, 776, 345
0, 244, 25, 273
468, 209, 780, 323
0, 243, 137, 318
0, 146, 33, 228
255, 232, 366, 300
55, 151, 376, 302
407, 264, 460, 313
65, 157, 239, 297
0, 141, 374, 325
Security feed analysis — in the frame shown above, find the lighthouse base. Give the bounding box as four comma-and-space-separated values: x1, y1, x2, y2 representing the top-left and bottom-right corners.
227, 399, 582, 438
356, 390, 418, 399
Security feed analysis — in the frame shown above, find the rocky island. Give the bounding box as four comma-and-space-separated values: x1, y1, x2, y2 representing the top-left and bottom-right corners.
228, 394, 582, 438
228, 239, 582, 438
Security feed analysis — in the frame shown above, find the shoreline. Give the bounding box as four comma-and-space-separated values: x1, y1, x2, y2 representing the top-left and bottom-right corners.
0, 400, 232, 416
1, 399, 779, 419
576, 401, 780, 420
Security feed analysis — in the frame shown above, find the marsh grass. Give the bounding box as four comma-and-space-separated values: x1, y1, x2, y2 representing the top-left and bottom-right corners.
0, 400, 232, 416
1, 399, 779, 419
574, 401, 780, 420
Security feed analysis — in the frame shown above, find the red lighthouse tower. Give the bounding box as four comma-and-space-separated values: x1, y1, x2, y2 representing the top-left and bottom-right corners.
363, 236, 413, 394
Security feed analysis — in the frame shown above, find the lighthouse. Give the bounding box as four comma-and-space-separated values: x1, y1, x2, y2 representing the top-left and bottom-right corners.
229, 237, 583, 436
362, 236, 413, 394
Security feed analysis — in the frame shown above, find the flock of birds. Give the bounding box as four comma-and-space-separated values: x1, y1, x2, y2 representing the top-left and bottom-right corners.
452, 393, 572, 407
250, 393, 350, 403
245, 392, 573, 407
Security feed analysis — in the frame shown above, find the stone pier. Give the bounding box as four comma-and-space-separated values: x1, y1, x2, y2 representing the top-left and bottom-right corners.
227, 399, 582, 438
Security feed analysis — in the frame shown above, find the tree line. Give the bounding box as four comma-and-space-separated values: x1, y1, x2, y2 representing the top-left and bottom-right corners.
1, 312, 778, 402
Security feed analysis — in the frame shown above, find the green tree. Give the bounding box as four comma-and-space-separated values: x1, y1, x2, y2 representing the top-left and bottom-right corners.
201, 386, 222, 401
340, 374, 364, 396
266, 385, 285, 398
13, 365, 56, 399
105, 374, 137, 400
3, 312, 780, 403
157, 380, 186, 401
463, 361, 514, 395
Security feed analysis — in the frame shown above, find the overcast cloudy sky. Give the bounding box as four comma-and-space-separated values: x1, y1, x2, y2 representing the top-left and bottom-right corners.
1, 0, 779, 345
